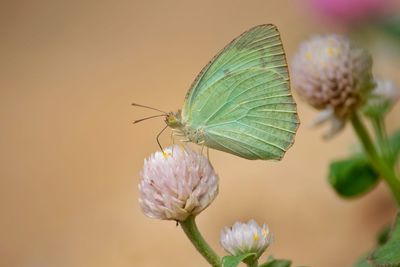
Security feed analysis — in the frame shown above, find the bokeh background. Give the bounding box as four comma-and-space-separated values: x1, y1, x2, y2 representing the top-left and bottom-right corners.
1, 1, 400, 266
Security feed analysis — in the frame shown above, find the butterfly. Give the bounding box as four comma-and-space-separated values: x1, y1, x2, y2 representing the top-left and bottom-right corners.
134, 24, 299, 160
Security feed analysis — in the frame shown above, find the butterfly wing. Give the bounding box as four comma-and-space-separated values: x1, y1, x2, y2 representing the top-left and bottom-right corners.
182, 24, 299, 160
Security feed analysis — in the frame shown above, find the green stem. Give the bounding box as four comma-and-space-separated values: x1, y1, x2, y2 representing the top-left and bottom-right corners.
243, 255, 259, 267
351, 113, 400, 205
180, 215, 221, 267
371, 118, 384, 153
246, 260, 258, 267
371, 117, 395, 167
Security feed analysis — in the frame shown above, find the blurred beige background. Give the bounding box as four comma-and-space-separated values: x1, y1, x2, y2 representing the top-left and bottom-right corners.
1, 1, 400, 266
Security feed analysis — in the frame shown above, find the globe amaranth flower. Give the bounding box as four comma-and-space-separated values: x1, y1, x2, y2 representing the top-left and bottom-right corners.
291, 34, 374, 138
220, 220, 272, 258
138, 145, 218, 221
363, 79, 399, 118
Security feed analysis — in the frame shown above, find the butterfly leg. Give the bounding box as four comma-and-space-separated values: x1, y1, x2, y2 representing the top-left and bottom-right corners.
199, 141, 206, 156
156, 125, 168, 152
172, 133, 185, 137
170, 130, 175, 146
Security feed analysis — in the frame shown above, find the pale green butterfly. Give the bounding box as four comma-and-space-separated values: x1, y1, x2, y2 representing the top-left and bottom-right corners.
134, 24, 299, 160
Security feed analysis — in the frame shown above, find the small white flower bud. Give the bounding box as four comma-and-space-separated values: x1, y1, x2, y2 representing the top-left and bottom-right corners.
373, 79, 400, 103
363, 79, 399, 117
220, 220, 272, 258
138, 145, 219, 221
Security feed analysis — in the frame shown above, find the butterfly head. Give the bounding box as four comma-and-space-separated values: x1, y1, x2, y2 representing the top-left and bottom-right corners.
165, 110, 183, 129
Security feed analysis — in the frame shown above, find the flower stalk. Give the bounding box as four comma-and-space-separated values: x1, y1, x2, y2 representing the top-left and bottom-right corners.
245, 259, 258, 267
371, 117, 392, 163
180, 215, 222, 267
351, 113, 400, 205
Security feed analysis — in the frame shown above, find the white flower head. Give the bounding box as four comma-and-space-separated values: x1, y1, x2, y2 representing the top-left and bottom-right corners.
138, 145, 219, 221
291, 34, 374, 137
220, 220, 272, 258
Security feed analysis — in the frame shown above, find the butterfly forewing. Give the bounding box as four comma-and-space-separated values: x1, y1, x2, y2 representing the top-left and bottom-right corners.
182, 24, 299, 160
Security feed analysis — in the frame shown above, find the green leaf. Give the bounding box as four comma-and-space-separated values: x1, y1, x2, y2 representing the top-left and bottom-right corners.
354, 254, 374, 267
369, 212, 400, 267
370, 240, 400, 267
259, 256, 292, 267
222, 253, 256, 267
328, 156, 379, 198
377, 225, 392, 245
353, 216, 399, 267
378, 17, 400, 43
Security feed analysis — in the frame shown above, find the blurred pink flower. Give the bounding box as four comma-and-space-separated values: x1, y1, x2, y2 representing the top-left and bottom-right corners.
309, 0, 394, 25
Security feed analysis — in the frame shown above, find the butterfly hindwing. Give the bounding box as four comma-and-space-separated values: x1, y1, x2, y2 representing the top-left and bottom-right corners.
182, 24, 299, 160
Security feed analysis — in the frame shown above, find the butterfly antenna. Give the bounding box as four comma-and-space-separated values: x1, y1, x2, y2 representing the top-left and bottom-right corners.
156, 125, 168, 152
131, 102, 167, 114
133, 114, 166, 124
